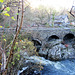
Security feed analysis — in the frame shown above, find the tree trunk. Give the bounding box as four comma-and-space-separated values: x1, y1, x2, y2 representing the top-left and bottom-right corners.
3, 0, 24, 74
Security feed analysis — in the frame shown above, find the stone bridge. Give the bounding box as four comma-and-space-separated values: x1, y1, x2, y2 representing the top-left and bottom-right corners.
23, 28, 75, 45
0, 27, 75, 46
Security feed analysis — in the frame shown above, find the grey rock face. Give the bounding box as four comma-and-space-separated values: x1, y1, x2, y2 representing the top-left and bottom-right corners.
39, 48, 48, 57
39, 39, 75, 61
48, 44, 75, 60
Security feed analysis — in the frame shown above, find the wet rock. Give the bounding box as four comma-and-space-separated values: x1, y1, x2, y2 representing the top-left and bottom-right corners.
72, 38, 75, 49
18, 66, 41, 75
47, 39, 62, 47
48, 44, 65, 60
39, 39, 75, 61
42, 39, 62, 48
17, 58, 43, 75
39, 48, 48, 58
48, 44, 75, 60
72, 44, 75, 49
39, 39, 62, 57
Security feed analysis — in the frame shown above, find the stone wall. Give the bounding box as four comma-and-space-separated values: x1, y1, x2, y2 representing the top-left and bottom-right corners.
0, 27, 75, 45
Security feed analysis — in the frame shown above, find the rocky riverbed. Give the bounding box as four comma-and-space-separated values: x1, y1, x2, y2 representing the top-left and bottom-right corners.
17, 35, 75, 75
17, 56, 75, 75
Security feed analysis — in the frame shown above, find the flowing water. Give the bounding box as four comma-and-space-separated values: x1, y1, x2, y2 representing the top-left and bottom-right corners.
41, 59, 75, 75
18, 56, 75, 75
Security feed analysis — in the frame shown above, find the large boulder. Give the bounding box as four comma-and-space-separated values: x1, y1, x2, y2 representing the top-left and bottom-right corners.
39, 39, 75, 61
48, 44, 75, 60
39, 39, 62, 58
39, 48, 48, 58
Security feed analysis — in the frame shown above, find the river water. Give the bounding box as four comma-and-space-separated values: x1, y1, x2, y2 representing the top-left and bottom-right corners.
18, 56, 75, 75
41, 59, 75, 75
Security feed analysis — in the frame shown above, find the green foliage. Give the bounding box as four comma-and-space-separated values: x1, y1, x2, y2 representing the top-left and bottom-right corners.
6, 7, 10, 11
0, 0, 3, 3
9, 39, 37, 67
52, 11, 55, 27
3, 11, 7, 13
5, 32, 37, 67
0, 3, 16, 21
2, 33, 13, 47
16, 13, 19, 15
0, 25, 2, 28
3, 39, 6, 41
4, 13, 10, 16
11, 16, 16, 21
18, 32, 32, 41
14, 39, 37, 56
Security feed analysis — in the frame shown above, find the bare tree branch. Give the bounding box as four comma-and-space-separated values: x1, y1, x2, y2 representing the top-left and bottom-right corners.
69, 6, 75, 17
3, 0, 24, 74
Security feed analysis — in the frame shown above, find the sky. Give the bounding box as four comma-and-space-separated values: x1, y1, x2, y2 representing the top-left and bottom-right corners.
29, 0, 74, 11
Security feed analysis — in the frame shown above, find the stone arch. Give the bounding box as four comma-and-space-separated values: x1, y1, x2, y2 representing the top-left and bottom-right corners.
32, 39, 42, 46
32, 39, 42, 52
48, 35, 59, 41
63, 33, 74, 44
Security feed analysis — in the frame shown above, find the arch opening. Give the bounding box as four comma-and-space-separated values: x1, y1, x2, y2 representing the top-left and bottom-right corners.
32, 39, 42, 46
32, 39, 42, 52
48, 35, 59, 41
63, 33, 74, 44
